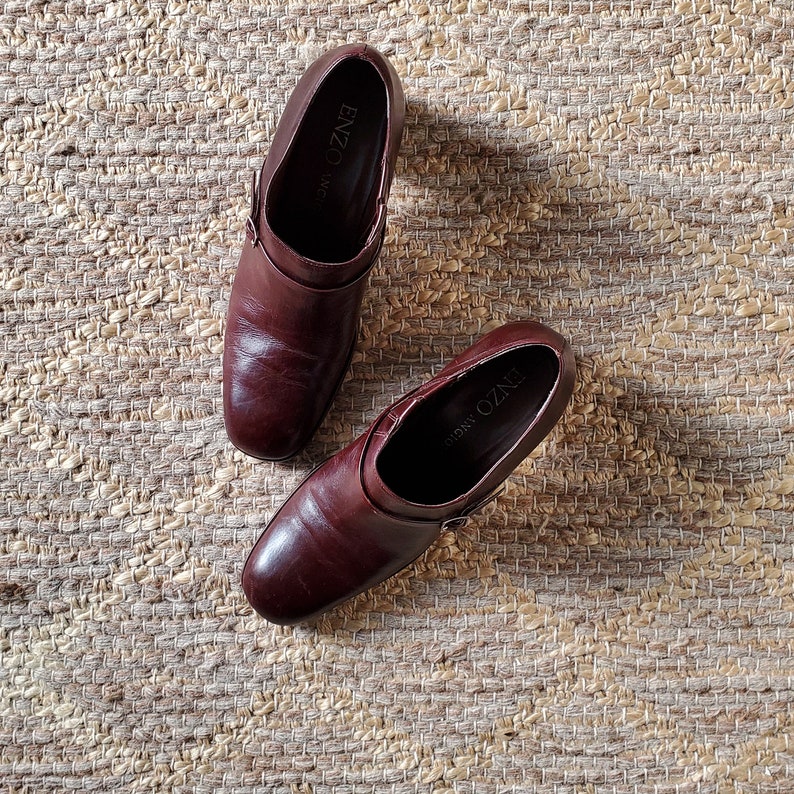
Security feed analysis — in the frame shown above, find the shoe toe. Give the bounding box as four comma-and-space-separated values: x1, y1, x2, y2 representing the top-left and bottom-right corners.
223, 375, 311, 461
222, 322, 326, 459
241, 508, 329, 625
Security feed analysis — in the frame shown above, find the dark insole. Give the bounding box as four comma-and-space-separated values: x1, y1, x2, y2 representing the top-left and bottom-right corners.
377, 346, 560, 505
269, 59, 388, 263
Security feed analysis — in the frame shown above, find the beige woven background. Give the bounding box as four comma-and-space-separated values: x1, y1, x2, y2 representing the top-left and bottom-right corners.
2, 0, 794, 791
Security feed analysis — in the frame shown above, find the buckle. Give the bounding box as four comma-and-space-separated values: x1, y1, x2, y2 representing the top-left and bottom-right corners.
440, 515, 470, 530
246, 214, 259, 245
438, 485, 507, 531
246, 166, 263, 245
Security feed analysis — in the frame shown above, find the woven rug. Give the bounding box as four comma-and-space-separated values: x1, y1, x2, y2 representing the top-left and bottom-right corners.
2, 1, 793, 791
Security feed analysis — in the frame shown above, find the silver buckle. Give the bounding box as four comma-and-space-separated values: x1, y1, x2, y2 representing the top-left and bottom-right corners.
246, 166, 263, 245
438, 485, 506, 531
246, 214, 259, 245
440, 515, 470, 530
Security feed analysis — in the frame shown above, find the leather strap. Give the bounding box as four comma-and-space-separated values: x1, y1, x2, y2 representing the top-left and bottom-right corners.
244, 165, 386, 291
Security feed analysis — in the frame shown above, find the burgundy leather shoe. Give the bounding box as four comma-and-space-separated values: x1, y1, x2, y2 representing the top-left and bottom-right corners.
223, 44, 405, 460
242, 321, 576, 625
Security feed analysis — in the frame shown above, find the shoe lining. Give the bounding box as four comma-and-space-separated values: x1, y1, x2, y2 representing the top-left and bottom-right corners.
376, 346, 560, 505
268, 58, 388, 263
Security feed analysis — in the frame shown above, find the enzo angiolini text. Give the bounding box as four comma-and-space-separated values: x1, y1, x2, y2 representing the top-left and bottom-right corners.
443, 366, 527, 448
312, 103, 358, 213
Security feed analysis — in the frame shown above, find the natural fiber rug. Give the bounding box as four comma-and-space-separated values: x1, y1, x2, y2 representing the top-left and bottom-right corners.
2, 1, 793, 791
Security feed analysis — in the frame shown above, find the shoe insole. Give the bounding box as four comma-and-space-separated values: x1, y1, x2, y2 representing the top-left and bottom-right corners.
269, 58, 388, 263
377, 346, 560, 505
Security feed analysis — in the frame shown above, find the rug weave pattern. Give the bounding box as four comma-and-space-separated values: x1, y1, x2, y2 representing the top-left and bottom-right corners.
2, 1, 794, 791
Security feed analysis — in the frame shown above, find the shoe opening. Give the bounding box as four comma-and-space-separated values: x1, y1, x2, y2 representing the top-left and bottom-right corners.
376, 345, 560, 505
268, 57, 388, 263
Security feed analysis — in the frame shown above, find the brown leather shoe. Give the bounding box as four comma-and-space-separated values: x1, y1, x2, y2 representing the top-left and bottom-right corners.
242, 321, 576, 624
223, 44, 405, 460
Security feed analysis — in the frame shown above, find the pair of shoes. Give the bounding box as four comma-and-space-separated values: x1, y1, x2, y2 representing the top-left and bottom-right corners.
222, 45, 577, 625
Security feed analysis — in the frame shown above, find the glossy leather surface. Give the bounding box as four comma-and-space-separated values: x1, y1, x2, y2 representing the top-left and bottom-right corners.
242, 321, 577, 625
223, 44, 405, 460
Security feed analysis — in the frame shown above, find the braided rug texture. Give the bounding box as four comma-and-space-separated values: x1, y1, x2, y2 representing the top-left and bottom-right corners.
2, 1, 794, 791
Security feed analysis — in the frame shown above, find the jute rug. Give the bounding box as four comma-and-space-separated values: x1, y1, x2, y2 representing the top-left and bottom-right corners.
2, 1, 793, 791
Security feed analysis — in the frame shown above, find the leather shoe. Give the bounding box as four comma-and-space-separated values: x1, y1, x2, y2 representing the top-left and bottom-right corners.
242, 321, 576, 624
223, 44, 405, 460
